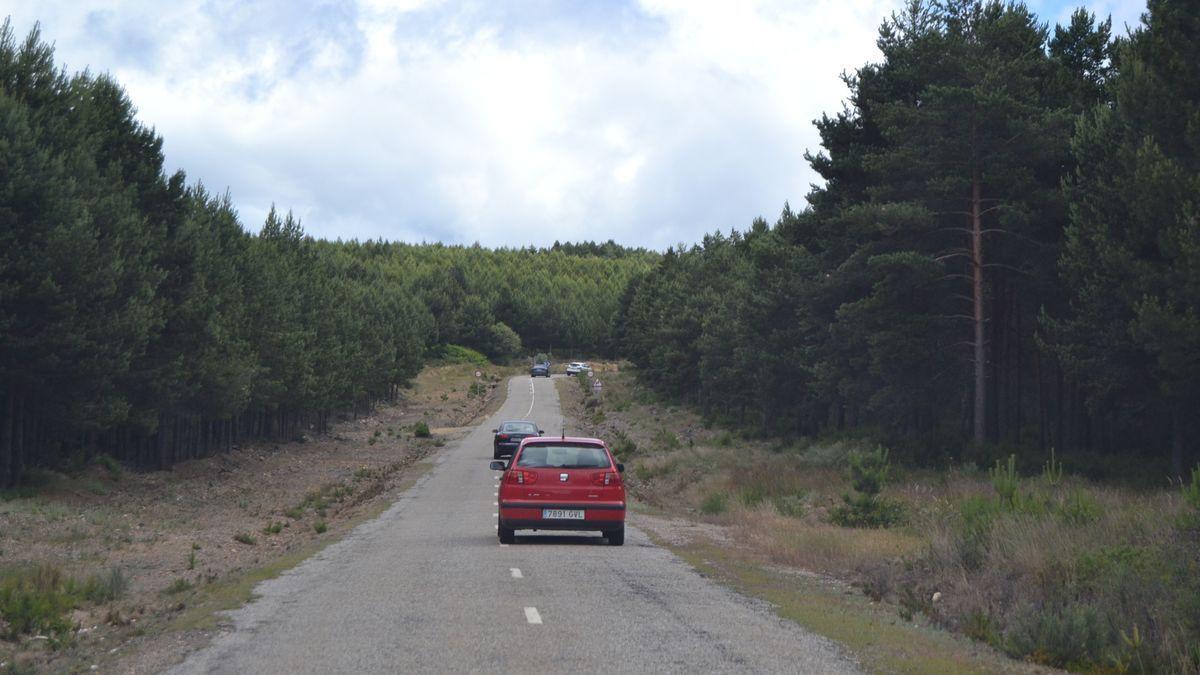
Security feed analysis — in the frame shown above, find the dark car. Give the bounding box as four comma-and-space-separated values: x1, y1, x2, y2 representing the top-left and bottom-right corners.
492, 420, 542, 459
530, 361, 550, 377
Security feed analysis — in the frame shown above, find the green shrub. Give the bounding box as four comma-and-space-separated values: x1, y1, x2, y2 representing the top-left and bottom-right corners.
413, 421, 432, 438
313, 520, 328, 534
1003, 604, 1112, 669
611, 430, 637, 457
700, 492, 728, 515
233, 532, 257, 546
1042, 448, 1064, 487
263, 521, 283, 535
433, 344, 489, 366
772, 493, 806, 518
651, 428, 680, 451
0, 566, 76, 640
163, 578, 193, 596
1057, 489, 1101, 526
990, 455, 1020, 509
738, 484, 768, 507
80, 567, 128, 604
831, 446, 902, 528
714, 431, 734, 447
467, 382, 487, 399
93, 454, 123, 481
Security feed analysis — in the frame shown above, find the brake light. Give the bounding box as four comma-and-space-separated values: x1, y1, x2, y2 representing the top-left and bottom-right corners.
508, 470, 538, 484
497, 433, 509, 440
592, 471, 618, 486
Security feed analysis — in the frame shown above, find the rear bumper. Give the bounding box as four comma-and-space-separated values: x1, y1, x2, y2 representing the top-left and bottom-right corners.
499, 501, 625, 531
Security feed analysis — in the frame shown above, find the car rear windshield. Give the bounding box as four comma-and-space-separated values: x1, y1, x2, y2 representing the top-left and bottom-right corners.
515, 444, 610, 469
500, 422, 537, 434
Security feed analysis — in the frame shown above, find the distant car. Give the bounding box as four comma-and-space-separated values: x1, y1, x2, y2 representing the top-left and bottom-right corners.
530, 362, 550, 377
492, 420, 542, 459
565, 361, 591, 375
490, 436, 626, 545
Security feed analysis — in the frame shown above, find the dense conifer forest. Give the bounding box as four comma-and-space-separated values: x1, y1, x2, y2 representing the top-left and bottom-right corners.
617, 0, 1199, 478
3, 0, 1198, 487
0, 20, 653, 486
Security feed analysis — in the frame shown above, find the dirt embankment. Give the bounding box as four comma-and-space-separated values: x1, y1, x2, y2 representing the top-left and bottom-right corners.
0, 363, 511, 674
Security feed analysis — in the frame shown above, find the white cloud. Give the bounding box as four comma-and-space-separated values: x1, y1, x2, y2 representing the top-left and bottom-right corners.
4, 0, 1069, 248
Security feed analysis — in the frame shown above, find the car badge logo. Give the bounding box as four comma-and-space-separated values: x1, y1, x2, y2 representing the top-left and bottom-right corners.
560, 473, 568, 482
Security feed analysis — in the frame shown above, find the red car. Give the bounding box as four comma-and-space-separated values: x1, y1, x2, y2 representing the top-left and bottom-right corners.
491, 436, 626, 545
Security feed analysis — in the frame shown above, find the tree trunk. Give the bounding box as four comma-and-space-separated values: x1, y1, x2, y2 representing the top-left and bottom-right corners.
971, 164, 987, 445
0, 385, 12, 488
1171, 408, 1185, 480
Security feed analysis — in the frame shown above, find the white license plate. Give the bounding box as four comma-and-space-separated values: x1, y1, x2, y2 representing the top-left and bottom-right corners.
542, 509, 584, 520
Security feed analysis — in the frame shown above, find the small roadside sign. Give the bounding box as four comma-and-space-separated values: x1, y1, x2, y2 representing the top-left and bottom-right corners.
474, 370, 482, 378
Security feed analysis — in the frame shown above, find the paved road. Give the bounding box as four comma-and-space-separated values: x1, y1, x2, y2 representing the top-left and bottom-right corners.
172, 375, 858, 674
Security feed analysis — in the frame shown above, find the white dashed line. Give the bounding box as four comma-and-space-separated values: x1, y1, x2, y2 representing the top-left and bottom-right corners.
510, 568, 523, 579
524, 379, 536, 418
524, 607, 542, 624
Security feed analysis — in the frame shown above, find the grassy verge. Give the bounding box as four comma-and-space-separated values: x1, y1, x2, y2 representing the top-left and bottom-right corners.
0, 359, 508, 673
659, 534, 1019, 674
164, 460, 437, 636
559, 367, 1200, 673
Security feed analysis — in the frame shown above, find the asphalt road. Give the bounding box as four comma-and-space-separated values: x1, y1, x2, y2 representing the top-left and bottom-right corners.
171, 375, 859, 674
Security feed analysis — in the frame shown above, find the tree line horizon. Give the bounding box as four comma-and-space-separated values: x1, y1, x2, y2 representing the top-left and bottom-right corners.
3, 0, 1198, 486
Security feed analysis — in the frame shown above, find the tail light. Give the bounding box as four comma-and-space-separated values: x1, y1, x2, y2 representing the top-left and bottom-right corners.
592, 471, 619, 486
497, 433, 509, 440
508, 470, 538, 484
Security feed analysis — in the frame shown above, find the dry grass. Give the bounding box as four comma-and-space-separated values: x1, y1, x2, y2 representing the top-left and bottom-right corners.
561, 367, 1200, 673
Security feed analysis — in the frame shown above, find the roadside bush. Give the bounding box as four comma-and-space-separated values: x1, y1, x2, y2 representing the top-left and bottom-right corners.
1057, 489, 1100, 526
831, 446, 902, 528
233, 532, 257, 545
431, 344, 488, 366
610, 430, 637, 457
413, 421, 431, 438
0, 566, 76, 640
651, 428, 680, 451
1004, 604, 1112, 669
990, 455, 1021, 509
80, 567, 128, 604
772, 493, 806, 518
163, 578, 193, 595
700, 492, 728, 515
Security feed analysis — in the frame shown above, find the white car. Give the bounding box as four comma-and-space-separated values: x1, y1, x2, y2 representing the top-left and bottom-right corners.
565, 361, 591, 375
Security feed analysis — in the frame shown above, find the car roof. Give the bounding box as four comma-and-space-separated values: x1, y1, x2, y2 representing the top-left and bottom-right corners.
500, 420, 537, 426
519, 436, 606, 446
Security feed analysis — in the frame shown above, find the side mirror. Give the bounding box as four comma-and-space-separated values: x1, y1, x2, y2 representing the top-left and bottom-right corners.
489, 460, 507, 471
491, 428, 498, 433
617, 463, 625, 473
538, 430, 544, 436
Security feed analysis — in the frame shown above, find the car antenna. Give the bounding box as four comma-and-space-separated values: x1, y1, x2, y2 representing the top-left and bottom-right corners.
561, 427, 566, 440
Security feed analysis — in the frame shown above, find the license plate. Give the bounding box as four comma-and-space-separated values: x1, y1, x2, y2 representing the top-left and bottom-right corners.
542, 509, 584, 520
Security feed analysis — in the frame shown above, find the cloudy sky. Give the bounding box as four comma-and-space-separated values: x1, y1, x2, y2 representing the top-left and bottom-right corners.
5, 1, 1146, 249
